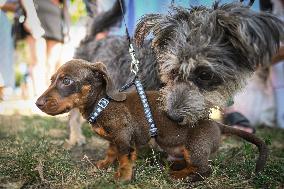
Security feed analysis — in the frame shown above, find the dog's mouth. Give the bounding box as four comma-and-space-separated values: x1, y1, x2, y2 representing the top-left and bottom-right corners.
59, 106, 72, 114
41, 106, 72, 116
36, 98, 72, 116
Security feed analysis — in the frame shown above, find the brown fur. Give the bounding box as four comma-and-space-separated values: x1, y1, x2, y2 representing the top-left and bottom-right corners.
36, 59, 268, 181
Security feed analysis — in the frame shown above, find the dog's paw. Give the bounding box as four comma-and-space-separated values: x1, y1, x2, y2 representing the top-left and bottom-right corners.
170, 168, 212, 182
114, 171, 121, 180
169, 170, 189, 180
95, 160, 109, 169
169, 166, 199, 180
188, 169, 212, 182
63, 136, 86, 150
76, 136, 86, 146
63, 139, 75, 150
114, 170, 132, 182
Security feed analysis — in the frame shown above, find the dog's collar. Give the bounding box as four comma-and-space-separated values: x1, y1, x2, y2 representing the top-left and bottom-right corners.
87, 97, 110, 124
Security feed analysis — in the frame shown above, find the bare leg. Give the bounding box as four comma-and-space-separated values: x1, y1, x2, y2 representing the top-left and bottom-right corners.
26, 36, 47, 97
46, 39, 63, 83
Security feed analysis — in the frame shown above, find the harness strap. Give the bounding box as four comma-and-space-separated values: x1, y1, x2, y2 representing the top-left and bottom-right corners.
87, 88, 158, 137
117, 0, 157, 137
88, 97, 110, 124
134, 80, 158, 137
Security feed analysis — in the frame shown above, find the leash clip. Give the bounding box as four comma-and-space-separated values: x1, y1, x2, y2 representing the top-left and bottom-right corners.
129, 44, 139, 75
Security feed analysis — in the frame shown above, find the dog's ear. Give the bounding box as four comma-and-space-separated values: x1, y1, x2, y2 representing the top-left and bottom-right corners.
134, 7, 195, 50
90, 62, 126, 102
134, 14, 163, 47
215, 4, 284, 69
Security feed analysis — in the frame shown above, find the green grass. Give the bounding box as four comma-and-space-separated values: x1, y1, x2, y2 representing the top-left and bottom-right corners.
0, 115, 283, 189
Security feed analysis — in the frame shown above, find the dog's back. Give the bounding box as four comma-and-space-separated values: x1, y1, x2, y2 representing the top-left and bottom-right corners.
75, 37, 160, 90
98, 91, 220, 151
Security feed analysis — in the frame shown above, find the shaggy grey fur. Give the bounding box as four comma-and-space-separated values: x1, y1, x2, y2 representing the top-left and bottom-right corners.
75, 37, 160, 90
75, 0, 160, 90
135, 2, 284, 125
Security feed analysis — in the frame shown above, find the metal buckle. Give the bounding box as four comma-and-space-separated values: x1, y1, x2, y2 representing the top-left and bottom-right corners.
97, 98, 109, 109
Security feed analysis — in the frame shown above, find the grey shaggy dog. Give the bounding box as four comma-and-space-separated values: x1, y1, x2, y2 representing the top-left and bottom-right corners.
67, 1, 283, 146
134, 2, 284, 125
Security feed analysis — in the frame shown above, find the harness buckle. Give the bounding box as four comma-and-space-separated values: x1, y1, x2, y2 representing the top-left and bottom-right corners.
98, 98, 109, 109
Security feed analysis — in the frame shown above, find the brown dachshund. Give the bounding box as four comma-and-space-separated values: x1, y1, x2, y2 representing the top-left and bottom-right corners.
36, 59, 268, 181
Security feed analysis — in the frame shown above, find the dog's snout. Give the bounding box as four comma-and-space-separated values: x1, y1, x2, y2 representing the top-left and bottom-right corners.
36, 97, 47, 109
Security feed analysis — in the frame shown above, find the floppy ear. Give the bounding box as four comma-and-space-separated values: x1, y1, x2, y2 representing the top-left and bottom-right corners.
216, 4, 284, 69
134, 14, 163, 47
90, 62, 126, 101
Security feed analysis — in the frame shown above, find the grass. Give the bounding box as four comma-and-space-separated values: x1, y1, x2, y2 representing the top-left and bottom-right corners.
0, 115, 283, 189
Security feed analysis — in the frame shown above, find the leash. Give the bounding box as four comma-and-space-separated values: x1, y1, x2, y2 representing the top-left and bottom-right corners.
88, 0, 159, 137
118, 0, 158, 137
118, 0, 139, 76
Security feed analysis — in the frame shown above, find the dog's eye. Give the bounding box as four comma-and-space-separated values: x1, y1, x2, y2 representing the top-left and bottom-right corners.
198, 71, 214, 81
62, 78, 72, 85
192, 67, 223, 91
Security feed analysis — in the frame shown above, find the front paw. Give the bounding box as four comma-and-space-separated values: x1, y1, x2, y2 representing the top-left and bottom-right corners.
170, 168, 211, 181
95, 160, 109, 169
114, 170, 132, 182
169, 170, 189, 180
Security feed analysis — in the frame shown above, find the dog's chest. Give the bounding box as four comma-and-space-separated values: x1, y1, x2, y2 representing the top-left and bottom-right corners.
92, 125, 111, 140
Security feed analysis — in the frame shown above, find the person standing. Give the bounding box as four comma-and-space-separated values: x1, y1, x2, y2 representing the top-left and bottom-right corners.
22, 0, 69, 97
0, 1, 17, 99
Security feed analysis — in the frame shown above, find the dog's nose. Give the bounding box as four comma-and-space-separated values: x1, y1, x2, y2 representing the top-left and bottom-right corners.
35, 97, 46, 109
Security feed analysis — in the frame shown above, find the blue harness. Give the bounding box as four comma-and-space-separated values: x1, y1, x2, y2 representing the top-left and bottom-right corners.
87, 78, 158, 137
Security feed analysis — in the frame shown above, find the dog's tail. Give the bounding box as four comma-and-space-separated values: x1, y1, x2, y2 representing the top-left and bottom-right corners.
89, 0, 125, 37
219, 123, 268, 173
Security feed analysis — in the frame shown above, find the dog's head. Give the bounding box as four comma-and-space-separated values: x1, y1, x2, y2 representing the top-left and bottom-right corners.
135, 2, 284, 125
36, 59, 126, 116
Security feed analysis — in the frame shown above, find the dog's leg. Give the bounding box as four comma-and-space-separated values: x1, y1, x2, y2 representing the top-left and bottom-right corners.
65, 108, 86, 149
170, 145, 212, 181
115, 149, 137, 182
170, 143, 212, 181
96, 142, 118, 169
169, 159, 187, 171
169, 147, 198, 180
185, 147, 212, 181
113, 133, 136, 181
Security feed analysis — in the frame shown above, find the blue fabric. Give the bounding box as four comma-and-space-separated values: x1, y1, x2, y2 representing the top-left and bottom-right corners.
113, 0, 260, 36
0, 11, 15, 88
